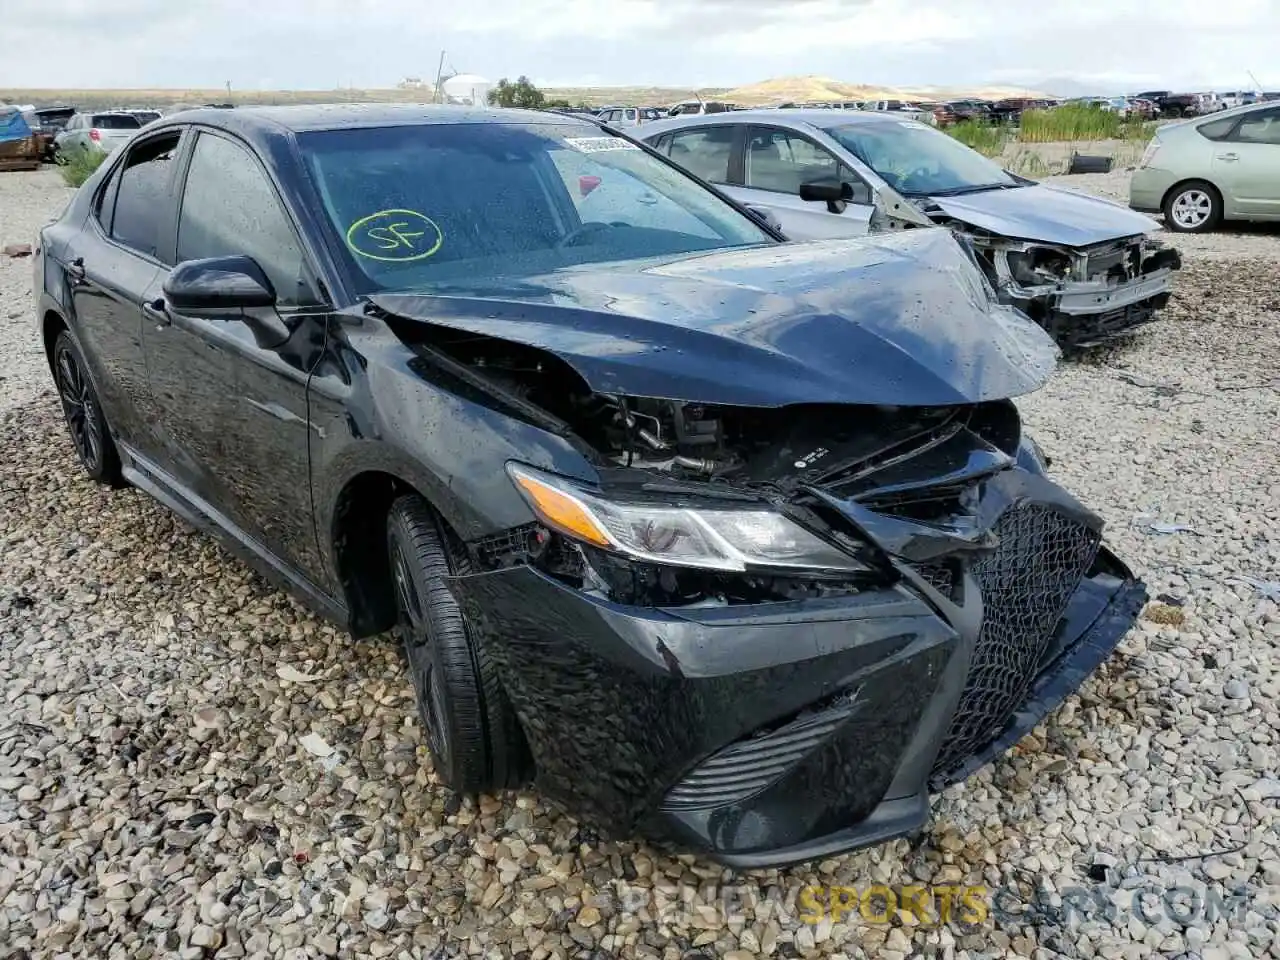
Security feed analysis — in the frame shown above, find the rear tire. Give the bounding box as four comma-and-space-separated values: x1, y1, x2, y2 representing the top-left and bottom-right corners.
386, 495, 529, 793
52, 331, 123, 487
1163, 180, 1221, 233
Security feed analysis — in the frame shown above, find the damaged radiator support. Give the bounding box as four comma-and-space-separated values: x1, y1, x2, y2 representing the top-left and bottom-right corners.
957, 231, 1181, 351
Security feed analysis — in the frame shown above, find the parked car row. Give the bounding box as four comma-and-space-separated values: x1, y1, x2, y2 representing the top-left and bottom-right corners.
0, 104, 165, 164
35, 103, 1147, 868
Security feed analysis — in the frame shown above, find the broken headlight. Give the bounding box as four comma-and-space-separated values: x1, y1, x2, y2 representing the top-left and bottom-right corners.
1005, 246, 1073, 287
507, 463, 868, 573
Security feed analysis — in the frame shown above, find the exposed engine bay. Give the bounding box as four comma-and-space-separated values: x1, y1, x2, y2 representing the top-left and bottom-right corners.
935, 224, 1182, 350
403, 325, 1027, 608
416, 327, 1021, 490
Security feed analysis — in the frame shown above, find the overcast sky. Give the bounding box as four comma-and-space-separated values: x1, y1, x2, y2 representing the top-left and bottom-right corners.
4, 0, 1278, 94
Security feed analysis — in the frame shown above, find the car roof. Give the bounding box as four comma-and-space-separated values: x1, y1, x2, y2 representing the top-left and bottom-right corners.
639, 108, 907, 139
154, 102, 583, 135
1161, 97, 1278, 135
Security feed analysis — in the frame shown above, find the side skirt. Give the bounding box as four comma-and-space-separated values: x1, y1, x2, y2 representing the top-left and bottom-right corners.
119, 444, 352, 629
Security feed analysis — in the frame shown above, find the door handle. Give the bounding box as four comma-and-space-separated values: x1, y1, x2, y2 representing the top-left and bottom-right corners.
66, 257, 86, 284
142, 298, 171, 326
1217, 152, 1239, 161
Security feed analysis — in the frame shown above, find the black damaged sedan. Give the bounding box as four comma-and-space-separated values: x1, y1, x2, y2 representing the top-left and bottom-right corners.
33, 105, 1145, 866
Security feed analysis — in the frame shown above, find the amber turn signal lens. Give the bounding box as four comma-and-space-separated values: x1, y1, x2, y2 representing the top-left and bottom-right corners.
508, 466, 612, 548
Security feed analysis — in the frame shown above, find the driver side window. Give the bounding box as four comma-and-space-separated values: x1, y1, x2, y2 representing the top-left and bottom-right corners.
177, 132, 308, 306
745, 127, 861, 196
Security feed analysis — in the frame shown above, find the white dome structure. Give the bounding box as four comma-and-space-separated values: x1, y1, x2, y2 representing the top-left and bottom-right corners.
442, 74, 492, 106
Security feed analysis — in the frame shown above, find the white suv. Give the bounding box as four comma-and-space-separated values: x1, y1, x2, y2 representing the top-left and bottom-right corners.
596, 106, 664, 128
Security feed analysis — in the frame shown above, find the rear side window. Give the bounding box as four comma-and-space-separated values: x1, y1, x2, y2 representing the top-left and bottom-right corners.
666, 126, 734, 183
109, 132, 181, 260
93, 115, 141, 130
177, 132, 307, 305
1197, 116, 1238, 140
1233, 108, 1280, 144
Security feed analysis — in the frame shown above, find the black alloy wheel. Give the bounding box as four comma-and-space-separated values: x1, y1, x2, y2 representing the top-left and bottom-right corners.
386, 495, 529, 793
53, 331, 122, 486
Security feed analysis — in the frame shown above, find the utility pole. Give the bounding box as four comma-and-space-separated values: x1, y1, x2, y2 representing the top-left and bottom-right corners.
433, 51, 447, 103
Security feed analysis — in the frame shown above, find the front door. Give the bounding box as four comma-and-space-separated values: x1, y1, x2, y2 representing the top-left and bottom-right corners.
1213, 107, 1280, 218
726, 126, 874, 240
142, 128, 329, 582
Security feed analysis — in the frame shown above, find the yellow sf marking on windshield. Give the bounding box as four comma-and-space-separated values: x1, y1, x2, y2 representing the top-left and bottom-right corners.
345, 209, 443, 262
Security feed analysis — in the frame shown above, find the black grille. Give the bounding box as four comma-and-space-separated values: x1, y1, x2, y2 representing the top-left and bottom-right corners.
661, 691, 860, 811
931, 504, 1100, 776
914, 561, 959, 600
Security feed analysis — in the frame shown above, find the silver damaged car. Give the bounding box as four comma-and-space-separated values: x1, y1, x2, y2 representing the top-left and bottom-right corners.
640, 110, 1182, 350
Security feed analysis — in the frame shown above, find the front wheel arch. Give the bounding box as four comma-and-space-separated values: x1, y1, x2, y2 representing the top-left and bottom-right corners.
42, 309, 68, 372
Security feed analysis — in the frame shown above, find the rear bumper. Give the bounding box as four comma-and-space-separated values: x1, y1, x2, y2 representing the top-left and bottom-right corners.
1128, 167, 1179, 213
450, 467, 1145, 866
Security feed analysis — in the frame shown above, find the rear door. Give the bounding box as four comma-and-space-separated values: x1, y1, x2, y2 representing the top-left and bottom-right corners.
1213, 107, 1280, 217
734, 125, 873, 239
650, 124, 739, 188
65, 128, 184, 466
142, 128, 329, 580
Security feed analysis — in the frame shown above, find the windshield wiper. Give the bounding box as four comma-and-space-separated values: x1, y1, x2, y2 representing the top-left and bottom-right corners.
927, 182, 1023, 197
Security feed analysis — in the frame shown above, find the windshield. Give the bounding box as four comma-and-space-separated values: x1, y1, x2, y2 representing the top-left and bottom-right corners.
299, 122, 771, 293
826, 120, 1017, 196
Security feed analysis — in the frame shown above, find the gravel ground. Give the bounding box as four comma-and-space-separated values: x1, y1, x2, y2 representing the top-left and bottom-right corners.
2, 168, 1278, 960
0, 169, 70, 414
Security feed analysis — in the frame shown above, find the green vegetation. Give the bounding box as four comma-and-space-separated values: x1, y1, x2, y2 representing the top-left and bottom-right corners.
59, 150, 105, 188
941, 104, 1157, 169
947, 120, 1010, 157
1017, 104, 1155, 143
487, 76, 546, 109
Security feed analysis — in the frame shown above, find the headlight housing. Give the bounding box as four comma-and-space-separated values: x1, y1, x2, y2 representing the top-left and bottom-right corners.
1005, 246, 1073, 287
507, 463, 868, 573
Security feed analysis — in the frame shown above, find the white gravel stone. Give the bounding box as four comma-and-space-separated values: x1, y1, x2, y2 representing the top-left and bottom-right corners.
1, 165, 1277, 959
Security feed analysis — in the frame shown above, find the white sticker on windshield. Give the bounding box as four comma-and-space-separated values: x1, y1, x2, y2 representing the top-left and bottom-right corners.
898, 120, 928, 128
564, 136, 640, 153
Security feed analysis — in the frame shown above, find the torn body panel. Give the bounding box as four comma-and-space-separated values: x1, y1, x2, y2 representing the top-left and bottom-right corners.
369, 229, 1059, 409
355, 231, 1141, 866
949, 229, 1181, 351
912, 186, 1181, 349
439, 384, 1145, 864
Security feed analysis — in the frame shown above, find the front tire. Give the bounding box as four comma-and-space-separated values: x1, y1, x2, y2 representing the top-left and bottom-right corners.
386, 495, 528, 793
1163, 181, 1222, 233
53, 331, 123, 486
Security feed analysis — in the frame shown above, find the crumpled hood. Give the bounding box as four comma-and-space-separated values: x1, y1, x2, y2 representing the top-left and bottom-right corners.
929, 183, 1161, 247
370, 229, 1059, 408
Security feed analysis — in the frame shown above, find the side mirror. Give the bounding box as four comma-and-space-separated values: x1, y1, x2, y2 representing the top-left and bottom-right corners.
163, 255, 277, 312
799, 178, 873, 213
163, 255, 290, 348
798, 179, 845, 204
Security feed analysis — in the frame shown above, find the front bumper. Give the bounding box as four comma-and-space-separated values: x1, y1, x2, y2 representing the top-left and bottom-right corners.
1040, 268, 1177, 349
450, 467, 1146, 867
